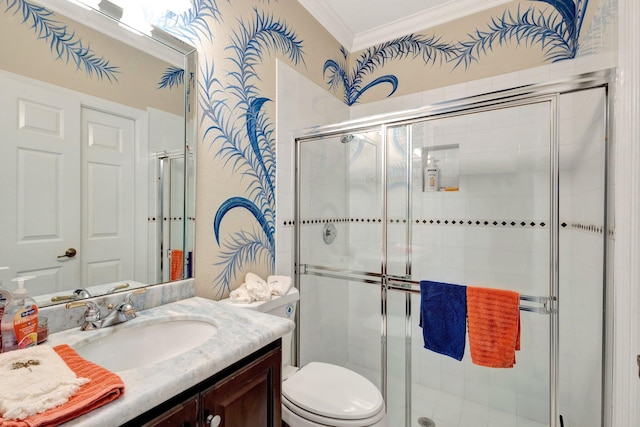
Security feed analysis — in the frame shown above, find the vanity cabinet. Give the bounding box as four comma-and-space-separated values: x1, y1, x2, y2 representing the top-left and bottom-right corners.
141, 396, 198, 427
125, 339, 281, 427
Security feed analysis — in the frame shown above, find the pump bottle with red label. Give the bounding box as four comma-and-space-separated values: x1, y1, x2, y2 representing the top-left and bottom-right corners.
1, 275, 38, 352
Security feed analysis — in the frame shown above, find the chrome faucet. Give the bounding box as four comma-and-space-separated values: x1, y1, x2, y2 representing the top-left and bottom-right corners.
51, 288, 92, 302
66, 288, 147, 331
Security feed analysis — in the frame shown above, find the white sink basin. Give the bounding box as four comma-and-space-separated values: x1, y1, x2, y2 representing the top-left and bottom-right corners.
72, 317, 218, 372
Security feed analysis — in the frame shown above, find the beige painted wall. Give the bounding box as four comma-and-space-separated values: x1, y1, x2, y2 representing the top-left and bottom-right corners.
0, 6, 183, 115
337, 0, 605, 104
192, 0, 612, 299
192, 0, 341, 299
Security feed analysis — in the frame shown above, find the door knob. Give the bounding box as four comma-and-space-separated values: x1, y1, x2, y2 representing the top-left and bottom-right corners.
57, 248, 77, 258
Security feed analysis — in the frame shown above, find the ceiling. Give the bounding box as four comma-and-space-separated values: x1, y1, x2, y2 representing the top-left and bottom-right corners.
297, 0, 512, 52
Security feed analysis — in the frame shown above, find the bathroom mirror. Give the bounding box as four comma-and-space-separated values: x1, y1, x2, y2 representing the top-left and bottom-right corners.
0, 0, 197, 306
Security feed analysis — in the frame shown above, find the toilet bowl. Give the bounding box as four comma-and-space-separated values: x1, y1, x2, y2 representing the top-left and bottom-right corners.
219, 287, 387, 427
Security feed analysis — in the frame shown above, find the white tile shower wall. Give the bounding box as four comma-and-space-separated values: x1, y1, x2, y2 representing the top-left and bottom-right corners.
348, 61, 609, 427
556, 87, 606, 427
275, 60, 349, 277
347, 99, 555, 424
348, 149, 385, 273
298, 138, 349, 269
346, 281, 384, 384
299, 275, 350, 367
285, 37, 613, 427
287, 66, 351, 368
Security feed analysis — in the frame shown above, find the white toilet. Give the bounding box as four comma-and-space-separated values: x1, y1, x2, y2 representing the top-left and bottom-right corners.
220, 287, 387, 427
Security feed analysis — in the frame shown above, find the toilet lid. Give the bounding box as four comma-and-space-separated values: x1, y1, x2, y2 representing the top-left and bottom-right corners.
282, 362, 384, 420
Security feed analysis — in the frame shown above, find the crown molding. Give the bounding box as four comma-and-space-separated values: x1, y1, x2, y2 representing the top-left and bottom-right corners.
299, 0, 512, 53
353, 0, 512, 51
297, 0, 355, 50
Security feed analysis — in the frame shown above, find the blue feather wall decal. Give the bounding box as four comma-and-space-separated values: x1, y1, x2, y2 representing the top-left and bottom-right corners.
213, 197, 274, 248
3, 0, 119, 81
199, 9, 305, 296
152, 0, 219, 44
454, 0, 589, 68
158, 66, 185, 89
324, 34, 458, 106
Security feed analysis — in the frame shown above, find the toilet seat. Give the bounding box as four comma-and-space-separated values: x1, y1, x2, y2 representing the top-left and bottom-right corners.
283, 395, 386, 427
282, 362, 386, 426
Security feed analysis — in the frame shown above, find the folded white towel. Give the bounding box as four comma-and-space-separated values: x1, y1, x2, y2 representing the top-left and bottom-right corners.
245, 272, 267, 289
267, 275, 292, 296
228, 272, 273, 303
0, 345, 90, 420
244, 272, 271, 301
229, 283, 252, 303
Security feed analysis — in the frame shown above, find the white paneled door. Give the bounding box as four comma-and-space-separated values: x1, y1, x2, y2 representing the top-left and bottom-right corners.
0, 72, 137, 296
81, 108, 134, 287
0, 74, 81, 295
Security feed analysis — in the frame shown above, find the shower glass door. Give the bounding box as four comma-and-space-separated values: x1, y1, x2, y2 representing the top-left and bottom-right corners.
297, 127, 385, 392
296, 75, 609, 427
386, 99, 556, 427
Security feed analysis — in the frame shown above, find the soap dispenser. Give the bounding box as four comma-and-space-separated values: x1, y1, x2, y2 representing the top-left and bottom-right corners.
1, 275, 38, 352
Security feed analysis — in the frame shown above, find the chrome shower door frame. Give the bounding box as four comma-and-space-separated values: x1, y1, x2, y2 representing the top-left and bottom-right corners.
294, 69, 613, 427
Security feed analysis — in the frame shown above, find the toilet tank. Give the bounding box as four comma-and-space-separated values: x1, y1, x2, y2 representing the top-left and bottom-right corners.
219, 287, 299, 366
219, 287, 298, 319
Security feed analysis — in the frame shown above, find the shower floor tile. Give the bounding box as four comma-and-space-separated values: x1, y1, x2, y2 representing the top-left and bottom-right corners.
411, 383, 548, 427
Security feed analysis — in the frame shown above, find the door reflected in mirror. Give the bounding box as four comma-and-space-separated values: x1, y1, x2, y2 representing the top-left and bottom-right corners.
0, 0, 197, 306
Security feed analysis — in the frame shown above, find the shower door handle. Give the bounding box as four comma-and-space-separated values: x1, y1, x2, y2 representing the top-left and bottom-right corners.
637, 355, 640, 378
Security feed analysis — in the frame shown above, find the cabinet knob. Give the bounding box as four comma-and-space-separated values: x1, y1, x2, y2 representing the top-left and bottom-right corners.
206, 414, 221, 427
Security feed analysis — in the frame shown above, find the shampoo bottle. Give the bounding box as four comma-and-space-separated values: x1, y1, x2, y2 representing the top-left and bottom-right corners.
1, 275, 38, 352
424, 157, 439, 192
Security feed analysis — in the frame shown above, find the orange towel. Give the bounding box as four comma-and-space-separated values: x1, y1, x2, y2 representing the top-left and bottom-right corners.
0, 345, 125, 427
466, 287, 521, 368
170, 249, 183, 280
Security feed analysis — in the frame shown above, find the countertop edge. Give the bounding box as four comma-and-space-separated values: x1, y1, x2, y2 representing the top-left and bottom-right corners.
45, 296, 295, 426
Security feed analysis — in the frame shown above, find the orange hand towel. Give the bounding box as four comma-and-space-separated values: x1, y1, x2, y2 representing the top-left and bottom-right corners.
0, 344, 125, 427
466, 287, 521, 368
170, 249, 184, 280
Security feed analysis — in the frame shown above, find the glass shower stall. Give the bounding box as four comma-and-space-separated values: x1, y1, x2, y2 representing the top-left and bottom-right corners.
295, 71, 612, 427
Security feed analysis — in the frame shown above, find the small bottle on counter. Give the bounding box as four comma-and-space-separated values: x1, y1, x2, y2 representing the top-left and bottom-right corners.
0, 267, 11, 353
1, 276, 38, 352
37, 316, 48, 344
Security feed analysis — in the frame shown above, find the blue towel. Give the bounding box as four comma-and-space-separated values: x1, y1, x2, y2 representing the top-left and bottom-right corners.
419, 280, 467, 361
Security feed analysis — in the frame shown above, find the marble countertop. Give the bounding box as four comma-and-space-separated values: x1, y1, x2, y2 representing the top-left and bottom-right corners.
45, 296, 295, 426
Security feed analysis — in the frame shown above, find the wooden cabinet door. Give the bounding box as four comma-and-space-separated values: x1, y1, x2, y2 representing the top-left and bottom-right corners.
200, 349, 281, 427
141, 395, 198, 427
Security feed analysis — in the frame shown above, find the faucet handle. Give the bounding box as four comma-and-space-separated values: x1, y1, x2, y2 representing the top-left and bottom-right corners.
120, 288, 147, 319
107, 282, 129, 294
124, 287, 147, 304
66, 300, 101, 322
